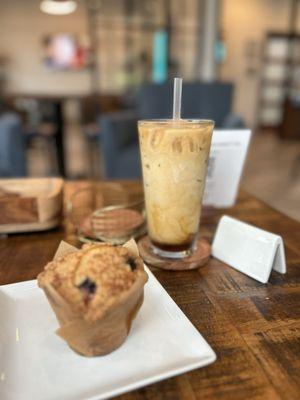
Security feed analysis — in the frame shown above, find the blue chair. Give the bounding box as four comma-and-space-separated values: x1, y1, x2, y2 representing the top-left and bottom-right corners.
0, 112, 26, 177
99, 111, 141, 179
98, 82, 244, 179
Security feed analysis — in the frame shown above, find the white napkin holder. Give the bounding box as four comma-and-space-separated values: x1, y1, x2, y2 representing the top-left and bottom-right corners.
212, 216, 286, 283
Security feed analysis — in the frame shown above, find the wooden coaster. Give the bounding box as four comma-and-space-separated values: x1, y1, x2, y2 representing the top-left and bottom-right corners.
138, 236, 211, 270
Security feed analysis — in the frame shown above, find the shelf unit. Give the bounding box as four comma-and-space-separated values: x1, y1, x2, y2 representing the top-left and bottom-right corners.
258, 32, 300, 138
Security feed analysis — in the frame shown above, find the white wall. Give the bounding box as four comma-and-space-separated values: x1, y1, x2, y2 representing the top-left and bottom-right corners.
0, 0, 91, 95
219, 0, 299, 128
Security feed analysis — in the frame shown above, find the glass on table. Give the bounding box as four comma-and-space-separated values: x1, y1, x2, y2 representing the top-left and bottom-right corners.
138, 119, 214, 259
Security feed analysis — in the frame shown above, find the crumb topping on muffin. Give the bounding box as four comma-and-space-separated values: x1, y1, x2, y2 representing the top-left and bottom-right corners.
38, 243, 146, 322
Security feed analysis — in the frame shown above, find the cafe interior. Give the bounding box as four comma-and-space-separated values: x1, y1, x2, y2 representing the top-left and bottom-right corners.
1, 0, 299, 219
0, 1, 300, 399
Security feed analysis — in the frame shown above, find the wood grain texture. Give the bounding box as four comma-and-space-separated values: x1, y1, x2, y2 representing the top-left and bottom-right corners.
0, 178, 63, 232
0, 196, 38, 224
0, 180, 299, 400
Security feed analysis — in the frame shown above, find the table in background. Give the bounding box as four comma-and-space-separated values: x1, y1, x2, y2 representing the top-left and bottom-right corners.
0, 181, 299, 400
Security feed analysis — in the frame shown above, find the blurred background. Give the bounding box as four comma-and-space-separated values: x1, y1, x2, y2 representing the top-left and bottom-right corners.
0, 0, 299, 220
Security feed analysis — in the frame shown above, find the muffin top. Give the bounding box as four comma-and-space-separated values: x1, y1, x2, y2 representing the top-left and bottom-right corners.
38, 243, 147, 322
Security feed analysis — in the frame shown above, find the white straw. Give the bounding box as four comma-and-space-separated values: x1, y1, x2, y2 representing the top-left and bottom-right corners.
172, 77, 182, 120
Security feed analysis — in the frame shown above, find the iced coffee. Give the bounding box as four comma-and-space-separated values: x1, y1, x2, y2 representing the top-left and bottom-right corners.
138, 119, 214, 258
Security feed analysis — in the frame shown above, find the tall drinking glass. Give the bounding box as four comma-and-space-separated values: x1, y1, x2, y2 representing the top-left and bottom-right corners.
138, 119, 214, 259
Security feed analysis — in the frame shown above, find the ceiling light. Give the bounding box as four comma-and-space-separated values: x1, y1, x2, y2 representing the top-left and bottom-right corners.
40, 0, 77, 15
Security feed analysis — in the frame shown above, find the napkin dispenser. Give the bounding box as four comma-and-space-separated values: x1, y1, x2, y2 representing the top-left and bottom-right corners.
212, 216, 286, 283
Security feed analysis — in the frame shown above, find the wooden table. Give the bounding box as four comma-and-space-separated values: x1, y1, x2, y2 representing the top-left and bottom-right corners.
1, 181, 299, 400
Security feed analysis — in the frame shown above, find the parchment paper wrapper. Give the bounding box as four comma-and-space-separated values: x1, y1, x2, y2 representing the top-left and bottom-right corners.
40, 239, 148, 357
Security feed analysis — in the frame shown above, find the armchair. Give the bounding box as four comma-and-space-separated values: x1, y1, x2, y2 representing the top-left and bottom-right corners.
0, 112, 26, 177
99, 111, 140, 179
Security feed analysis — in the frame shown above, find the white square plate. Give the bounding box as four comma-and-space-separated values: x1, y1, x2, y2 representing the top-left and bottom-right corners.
0, 267, 216, 400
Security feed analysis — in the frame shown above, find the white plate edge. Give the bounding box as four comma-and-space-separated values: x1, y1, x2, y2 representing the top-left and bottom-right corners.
0, 271, 217, 400
87, 353, 217, 400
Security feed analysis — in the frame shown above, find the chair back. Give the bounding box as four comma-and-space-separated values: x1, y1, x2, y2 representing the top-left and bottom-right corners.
0, 112, 26, 177
136, 81, 233, 127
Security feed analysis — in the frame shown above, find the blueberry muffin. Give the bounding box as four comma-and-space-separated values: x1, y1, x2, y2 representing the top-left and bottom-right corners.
38, 242, 148, 356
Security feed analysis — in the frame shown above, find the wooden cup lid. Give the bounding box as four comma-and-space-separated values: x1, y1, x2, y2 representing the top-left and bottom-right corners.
79, 208, 145, 244
92, 208, 145, 239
